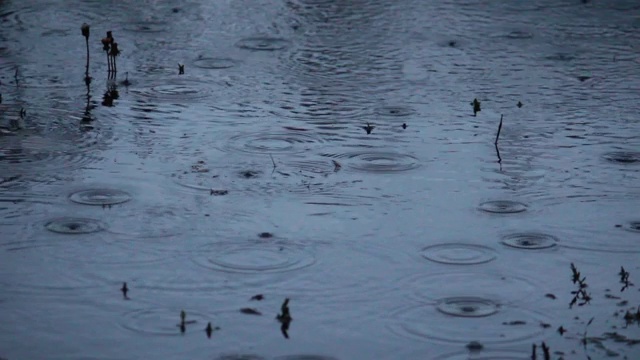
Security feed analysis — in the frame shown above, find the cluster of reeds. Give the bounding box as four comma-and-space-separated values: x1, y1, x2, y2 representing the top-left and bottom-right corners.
555, 264, 640, 358
101, 31, 120, 73
531, 342, 551, 360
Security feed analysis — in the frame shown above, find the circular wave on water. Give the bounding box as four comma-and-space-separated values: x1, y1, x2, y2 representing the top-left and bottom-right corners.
374, 105, 416, 117
0, 258, 101, 296
107, 206, 189, 239
0, 3, 107, 34
53, 240, 171, 265
420, 244, 497, 265
0, 138, 94, 172
0, 106, 114, 177
540, 196, 640, 253
387, 301, 547, 345
501, 233, 558, 250
478, 200, 528, 214
130, 78, 214, 102
437, 297, 500, 317
602, 151, 640, 164
10, 63, 86, 89
235, 37, 291, 51
320, 151, 420, 173
44, 217, 105, 234
192, 241, 315, 274
215, 355, 267, 360
123, 20, 167, 33
69, 189, 132, 206
223, 131, 325, 155
193, 57, 240, 69
434, 349, 530, 360
399, 272, 541, 305
274, 356, 340, 360
120, 307, 210, 336
499, 30, 535, 39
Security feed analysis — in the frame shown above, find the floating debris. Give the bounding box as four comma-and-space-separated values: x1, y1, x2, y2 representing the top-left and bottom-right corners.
276, 298, 292, 339
240, 308, 262, 316
471, 98, 481, 116
466, 341, 483, 351
250, 294, 264, 301
362, 123, 375, 134
558, 326, 566, 335
332, 160, 341, 172
121, 282, 129, 299
210, 189, 229, 196
205, 322, 220, 338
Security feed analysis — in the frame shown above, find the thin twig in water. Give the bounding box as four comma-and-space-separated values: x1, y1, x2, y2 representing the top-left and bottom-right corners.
494, 114, 503, 145
270, 154, 277, 169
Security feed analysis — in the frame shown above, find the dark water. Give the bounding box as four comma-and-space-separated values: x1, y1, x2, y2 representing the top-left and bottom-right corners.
1, 0, 640, 358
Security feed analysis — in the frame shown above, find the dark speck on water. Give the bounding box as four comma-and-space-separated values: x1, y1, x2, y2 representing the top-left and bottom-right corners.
1, 0, 639, 358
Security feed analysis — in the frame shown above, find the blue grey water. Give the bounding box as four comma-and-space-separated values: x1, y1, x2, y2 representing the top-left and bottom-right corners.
1, 0, 639, 359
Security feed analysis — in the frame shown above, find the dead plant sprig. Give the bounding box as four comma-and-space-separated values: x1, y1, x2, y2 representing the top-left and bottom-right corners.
619, 266, 634, 292
569, 263, 592, 308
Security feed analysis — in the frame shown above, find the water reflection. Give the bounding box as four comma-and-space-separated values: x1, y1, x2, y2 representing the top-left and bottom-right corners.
1, 0, 640, 358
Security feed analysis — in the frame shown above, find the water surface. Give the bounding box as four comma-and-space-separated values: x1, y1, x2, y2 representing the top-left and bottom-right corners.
1, 0, 640, 359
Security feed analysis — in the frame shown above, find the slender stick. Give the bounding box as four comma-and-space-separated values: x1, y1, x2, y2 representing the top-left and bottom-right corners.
85, 37, 90, 77
494, 114, 503, 145
270, 154, 276, 169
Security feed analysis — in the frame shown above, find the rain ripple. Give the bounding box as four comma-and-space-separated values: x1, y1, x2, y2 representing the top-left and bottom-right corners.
398, 271, 542, 305
274, 356, 339, 360
172, 156, 377, 206
215, 356, 266, 360
387, 301, 548, 345
221, 130, 326, 155
69, 189, 132, 206
434, 349, 531, 360
120, 306, 215, 336
44, 217, 105, 234
0, 2, 107, 34
0, 106, 114, 178
130, 77, 215, 102
235, 36, 292, 51
193, 56, 241, 70
501, 233, 558, 250
192, 239, 316, 274
478, 200, 528, 214
420, 243, 497, 265
0, 256, 100, 296
320, 151, 420, 173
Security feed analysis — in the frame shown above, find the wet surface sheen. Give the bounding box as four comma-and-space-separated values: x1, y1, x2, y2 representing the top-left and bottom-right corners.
1, 0, 639, 359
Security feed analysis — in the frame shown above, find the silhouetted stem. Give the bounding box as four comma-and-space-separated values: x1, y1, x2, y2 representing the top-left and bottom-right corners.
85, 37, 90, 78
494, 114, 503, 145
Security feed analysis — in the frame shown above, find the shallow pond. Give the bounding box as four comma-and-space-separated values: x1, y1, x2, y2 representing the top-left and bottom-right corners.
1, 0, 639, 359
